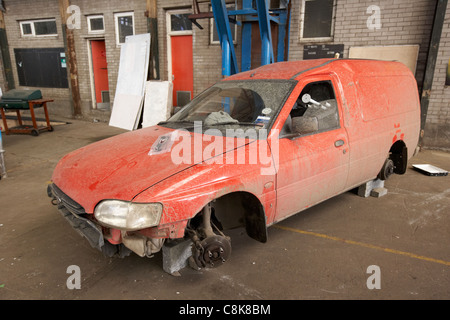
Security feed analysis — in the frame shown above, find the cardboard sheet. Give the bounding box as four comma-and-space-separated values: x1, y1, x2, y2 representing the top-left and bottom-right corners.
348, 45, 419, 74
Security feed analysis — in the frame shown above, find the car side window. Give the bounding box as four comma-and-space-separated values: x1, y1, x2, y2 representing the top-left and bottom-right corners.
281, 80, 340, 136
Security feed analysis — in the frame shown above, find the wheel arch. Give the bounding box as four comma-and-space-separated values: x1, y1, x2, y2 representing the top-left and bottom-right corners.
194, 191, 268, 243
389, 140, 407, 174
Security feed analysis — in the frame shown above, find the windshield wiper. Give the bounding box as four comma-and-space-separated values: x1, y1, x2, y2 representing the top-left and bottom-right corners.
157, 120, 203, 131
158, 120, 195, 125
205, 121, 264, 127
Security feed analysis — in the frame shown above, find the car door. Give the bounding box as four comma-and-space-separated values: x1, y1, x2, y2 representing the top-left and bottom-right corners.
274, 77, 350, 222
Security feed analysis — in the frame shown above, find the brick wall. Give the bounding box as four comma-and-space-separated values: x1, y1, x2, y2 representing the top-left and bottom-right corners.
157, 0, 192, 83
2, 0, 148, 121
157, 0, 229, 97
288, 0, 435, 89
423, 0, 450, 150
71, 0, 148, 121
3, 0, 71, 116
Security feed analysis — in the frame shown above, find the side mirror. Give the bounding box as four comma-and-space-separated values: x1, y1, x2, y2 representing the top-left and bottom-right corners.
292, 116, 319, 135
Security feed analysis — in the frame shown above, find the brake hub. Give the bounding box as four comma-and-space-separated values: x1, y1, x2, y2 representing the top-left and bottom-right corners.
193, 235, 231, 268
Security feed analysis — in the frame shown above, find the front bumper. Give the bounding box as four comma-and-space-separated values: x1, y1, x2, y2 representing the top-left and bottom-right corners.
48, 183, 132, 257
48, 183, 104, 250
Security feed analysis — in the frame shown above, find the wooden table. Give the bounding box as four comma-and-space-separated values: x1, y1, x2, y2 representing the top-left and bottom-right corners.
0, 99, 54, 136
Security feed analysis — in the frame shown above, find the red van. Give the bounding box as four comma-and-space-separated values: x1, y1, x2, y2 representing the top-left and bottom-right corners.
48, 58, 420, 270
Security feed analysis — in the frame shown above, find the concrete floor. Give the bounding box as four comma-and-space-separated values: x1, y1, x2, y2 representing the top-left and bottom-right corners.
0, 118, 449, 300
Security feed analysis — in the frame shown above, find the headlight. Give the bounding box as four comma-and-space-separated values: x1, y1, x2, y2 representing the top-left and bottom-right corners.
94, 200, 162, 231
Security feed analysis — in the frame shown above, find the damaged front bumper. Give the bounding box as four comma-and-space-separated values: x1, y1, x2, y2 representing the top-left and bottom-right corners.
47, 183, 191, 266
47, 183, 132, 258
47, 184, 103, 249
47, 183, 232, 274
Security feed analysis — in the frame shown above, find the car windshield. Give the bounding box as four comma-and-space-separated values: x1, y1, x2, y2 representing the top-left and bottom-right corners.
160, 80, 296, 133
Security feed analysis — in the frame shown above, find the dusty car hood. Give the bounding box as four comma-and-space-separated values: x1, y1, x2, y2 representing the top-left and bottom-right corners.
51, 125, 254, 213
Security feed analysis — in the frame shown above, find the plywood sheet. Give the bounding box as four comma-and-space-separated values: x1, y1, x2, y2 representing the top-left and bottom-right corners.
348, 45, 419, 74
142, 81, 173, 128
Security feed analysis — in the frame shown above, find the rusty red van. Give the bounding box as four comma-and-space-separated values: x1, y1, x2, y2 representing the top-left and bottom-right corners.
48, 58, 420, 270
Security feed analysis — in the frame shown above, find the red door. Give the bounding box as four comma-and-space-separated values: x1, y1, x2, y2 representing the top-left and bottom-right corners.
171, 35, 193, 106
91, 40, 109, 106
274, 77, 350, 222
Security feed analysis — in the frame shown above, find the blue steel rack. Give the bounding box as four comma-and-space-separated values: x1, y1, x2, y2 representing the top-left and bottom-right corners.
189, 0, 291, 77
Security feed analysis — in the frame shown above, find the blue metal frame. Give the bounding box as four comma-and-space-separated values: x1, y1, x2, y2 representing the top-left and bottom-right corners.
240, 0, 253, 72
211, 0, 238, 76
210, 0, 291, 77
256, 0, 274, 66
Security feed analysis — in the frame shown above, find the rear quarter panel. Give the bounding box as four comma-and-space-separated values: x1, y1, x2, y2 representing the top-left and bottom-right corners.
341, 61, 420, 188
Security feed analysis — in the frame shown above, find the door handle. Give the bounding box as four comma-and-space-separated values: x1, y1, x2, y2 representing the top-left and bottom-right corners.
334, 139, 345, 147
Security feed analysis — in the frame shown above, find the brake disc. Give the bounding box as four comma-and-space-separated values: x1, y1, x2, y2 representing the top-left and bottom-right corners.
193, 235, 231, 268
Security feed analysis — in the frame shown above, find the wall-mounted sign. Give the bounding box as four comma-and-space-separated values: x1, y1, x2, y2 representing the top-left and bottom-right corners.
303, 44, 344, 60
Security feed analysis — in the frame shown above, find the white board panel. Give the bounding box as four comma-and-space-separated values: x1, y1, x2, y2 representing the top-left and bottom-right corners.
348, 45, 420, 74
142, 81, 173, 128
109, 94, 143, 130
109, 33, 151, 130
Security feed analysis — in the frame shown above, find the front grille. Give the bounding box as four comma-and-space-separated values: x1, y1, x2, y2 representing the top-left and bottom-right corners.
49, 183, 87, 215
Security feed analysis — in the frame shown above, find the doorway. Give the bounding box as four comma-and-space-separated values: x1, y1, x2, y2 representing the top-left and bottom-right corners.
166, 10, 193, 107
89, 39, 110, 109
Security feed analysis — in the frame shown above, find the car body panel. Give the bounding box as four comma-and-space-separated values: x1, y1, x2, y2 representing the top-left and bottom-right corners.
132, 137, 277, 226
51, 126, 275, 217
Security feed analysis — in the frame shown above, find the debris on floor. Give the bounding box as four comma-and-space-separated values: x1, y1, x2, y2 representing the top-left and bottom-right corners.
412, 164, 448, 176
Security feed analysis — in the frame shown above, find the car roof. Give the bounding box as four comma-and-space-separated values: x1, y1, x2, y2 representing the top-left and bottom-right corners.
225, 58, 413, 81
